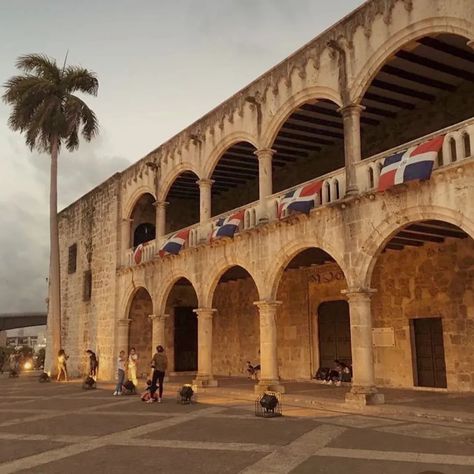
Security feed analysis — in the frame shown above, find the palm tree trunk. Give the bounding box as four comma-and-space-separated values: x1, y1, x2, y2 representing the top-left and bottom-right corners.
47, 135, 61, 374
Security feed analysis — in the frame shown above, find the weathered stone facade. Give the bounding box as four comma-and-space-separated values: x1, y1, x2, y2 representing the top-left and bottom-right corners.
50, 0, 474, 402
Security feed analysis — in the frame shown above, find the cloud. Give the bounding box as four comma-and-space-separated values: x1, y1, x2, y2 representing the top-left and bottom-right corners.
0, 127, 131, 312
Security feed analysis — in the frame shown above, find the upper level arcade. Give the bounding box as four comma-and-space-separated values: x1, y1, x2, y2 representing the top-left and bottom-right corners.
119, 0, 474, 267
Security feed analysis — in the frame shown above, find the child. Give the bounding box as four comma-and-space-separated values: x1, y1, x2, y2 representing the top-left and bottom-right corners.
141, 379, 158, 403
113, 350, 126, 396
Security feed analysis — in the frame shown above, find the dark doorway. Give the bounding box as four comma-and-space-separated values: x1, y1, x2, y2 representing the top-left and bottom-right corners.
413, 318, 447, 388
174, 307, 198, 372
318, 300, 351, 368
133, 223, 156, 247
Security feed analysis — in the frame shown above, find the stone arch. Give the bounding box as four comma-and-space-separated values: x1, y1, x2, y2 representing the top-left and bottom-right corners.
261, 86, 343, 149
202, 260, 262, 308
124, 186, 156, 221
356, 205, 474, 289
121, 281, 154, 321
126, 286, 154, 378
158, 163, 202, 202
203, 131, 259, 179
266, 237, 348, 301
350, 17, 474, 104
155, 271, 202, 316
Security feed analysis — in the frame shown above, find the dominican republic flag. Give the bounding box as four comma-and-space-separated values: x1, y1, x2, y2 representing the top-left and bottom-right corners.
378, 135, 445, 192
133, 244, 144, 265
159, 229, 190, 257
211, 210, 244, 240
278, 180, 322, 217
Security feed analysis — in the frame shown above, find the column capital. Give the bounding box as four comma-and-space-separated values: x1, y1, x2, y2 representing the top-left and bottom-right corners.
148, 313, 169, 321
153, 200, 169, 209
122, 218, 133, 223
117, 318, 132, 327
196, 178, 215, 188
253, 300, 282, 312
254, 148, 276, 159
341, 287, 377, 299
193, 307, 217, 319
338, 103, 365, 116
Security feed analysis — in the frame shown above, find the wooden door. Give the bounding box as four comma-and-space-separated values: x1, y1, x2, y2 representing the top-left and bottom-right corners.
413, 318, 447, 388
174, 307, 198, 372
318, 300, 351, 368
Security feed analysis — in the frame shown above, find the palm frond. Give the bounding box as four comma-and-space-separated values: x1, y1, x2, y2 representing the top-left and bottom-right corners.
15, 54, 60, 83
63, 66, 98, 96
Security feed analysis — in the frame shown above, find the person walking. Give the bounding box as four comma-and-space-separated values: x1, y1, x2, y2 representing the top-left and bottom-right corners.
113, 350, 126, 396
128, 347, 138, 387
149, 345, 168, 403
86, 350, 98, 379
57, 349, 69, 382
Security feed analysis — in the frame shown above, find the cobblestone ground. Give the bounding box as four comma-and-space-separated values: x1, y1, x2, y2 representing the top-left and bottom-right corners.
1, 374, 474, 473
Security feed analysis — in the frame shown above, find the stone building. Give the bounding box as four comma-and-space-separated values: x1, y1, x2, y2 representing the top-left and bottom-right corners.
50, 0, 474, 404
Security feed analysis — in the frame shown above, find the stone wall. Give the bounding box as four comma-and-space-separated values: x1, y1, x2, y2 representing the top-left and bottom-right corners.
372, 237, 474, 391
212, 278, 259, 376
128, 288, 153, 378
58, 175, 120, 378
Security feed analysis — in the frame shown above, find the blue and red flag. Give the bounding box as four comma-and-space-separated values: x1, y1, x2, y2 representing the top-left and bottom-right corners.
159, 228, 190, 257
378, 135, 445, 192
211, 210, 244, 240
278, 180, 322, 217
133, 244, 144, 265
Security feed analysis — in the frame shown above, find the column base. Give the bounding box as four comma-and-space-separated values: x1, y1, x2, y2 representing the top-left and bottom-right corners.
192, 376, 218, 388
254, 380, 285, 394
344, 186, 359, 197
345, 386, 384, 406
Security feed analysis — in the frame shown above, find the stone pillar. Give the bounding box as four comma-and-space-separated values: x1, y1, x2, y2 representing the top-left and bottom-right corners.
193, 308, 218, 387
254, 300, 285, 393
342, 288, 384, 406
254, 148, 276, 222
121, 218, 133, 265
154, 201, 168, 241
116, 318, 131, 355
149, 313, 168, 350
197, 179, 214, 223
339, 104, 364, 197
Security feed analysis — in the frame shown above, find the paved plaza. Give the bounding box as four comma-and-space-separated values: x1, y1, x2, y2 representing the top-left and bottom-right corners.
1, 375, 474, 473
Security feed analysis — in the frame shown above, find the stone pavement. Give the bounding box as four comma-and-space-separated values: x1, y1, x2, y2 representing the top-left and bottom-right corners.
1, 374, 474, 473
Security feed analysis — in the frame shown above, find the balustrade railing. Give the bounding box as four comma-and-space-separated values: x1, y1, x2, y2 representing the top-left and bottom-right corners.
124, 118, 473, 267
356, 117, 474, 191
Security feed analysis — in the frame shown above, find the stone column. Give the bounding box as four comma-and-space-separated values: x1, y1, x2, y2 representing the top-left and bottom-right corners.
149, 313, 168, 349
254, 300, 285, 393
154, 200, 168, 241
193, 308, 218, 387
121, 218, 133, 265
339, 104, 364, 197
342, 288, 384, 406
197, 179, 214, 223
254, 148, 276, 222
149, 313, 169, 381
116, 318, 131, 355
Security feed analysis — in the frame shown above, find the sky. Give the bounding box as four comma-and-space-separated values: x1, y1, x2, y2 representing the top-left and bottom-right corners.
0, 0, 364, 313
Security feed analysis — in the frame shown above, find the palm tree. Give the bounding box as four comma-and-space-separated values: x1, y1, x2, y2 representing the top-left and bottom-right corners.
3, 54, 99, 373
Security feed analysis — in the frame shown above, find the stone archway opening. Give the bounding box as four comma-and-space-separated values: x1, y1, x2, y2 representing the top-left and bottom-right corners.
211, 266, 259, 378
128, 287, 153, 380
270, 99, 345, 194
210, 141, 258, 217
273, 247, 348, 381
165, 278, 198, 373
360, 33, 474, 160
130, 193, 156, 247
165, 171, 200, 234
369, 219, 472, 391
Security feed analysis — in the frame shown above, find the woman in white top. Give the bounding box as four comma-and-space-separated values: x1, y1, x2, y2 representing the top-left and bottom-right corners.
128, 347, 138, 387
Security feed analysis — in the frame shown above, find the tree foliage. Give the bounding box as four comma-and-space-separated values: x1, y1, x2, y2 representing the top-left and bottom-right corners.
2, 53, 99, 152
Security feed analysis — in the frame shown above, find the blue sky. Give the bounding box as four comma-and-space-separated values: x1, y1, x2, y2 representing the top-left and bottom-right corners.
0, 0, 364, 312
